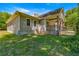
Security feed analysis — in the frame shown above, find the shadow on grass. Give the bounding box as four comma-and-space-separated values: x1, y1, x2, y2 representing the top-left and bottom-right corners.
0, 34, 79, 56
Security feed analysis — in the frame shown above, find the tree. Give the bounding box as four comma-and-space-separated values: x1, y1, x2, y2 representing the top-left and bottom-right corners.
66, 10, 72, 16
0, 12, 11, 30
65, 5, 79, 31
75, 3, 79, 34
65, 3, 79, 34
65, 10, 78, 30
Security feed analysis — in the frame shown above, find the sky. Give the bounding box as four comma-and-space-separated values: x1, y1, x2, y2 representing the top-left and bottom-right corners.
0, 3, 77, 15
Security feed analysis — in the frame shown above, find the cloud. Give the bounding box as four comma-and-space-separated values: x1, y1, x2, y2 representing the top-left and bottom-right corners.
4, 7, 50, 16
15, 7, 30, 13
39, 9, 51, 15
31, 8, 51, 15
3, 7, 31, 15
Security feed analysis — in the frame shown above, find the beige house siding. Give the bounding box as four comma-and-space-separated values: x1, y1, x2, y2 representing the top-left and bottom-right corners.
39, 19, 47, 34
19, 17, 32, 34
7, 22, 14, 33
19, 16, 39, 35
7, 15, 20, 34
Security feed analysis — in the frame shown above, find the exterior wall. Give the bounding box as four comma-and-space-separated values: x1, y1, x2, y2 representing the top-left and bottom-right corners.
15, 16, 20, 34
31, 19, 47, 34
40, 19, 46, 34
7, 16, 20, 34
7, 22, 15, 33
31, 20, 39, 34
20, 17, 31, 34
58, 12, 64, 35
19, 16, 37, 35
19, 16, 46, 35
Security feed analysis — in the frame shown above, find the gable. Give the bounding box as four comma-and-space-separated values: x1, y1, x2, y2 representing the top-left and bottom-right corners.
6, 12, 20, 24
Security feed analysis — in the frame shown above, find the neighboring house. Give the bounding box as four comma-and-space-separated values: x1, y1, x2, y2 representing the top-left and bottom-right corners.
6, 8, 64, 35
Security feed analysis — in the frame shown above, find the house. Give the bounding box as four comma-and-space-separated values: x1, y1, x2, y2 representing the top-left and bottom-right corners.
6, 8, 64, 35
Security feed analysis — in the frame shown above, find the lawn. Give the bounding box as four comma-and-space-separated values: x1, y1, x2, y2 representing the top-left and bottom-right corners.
0, 31, 79, 56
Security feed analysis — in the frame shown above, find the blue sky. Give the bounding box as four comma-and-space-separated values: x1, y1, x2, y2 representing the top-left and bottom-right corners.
0, 3, 77, 15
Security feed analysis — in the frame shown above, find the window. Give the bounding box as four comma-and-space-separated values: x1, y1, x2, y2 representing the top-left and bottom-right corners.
34, 21, 36, 26
27, 19, 30, 26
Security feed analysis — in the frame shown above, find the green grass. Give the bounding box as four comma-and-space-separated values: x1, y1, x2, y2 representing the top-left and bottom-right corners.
0, 34, 79, 56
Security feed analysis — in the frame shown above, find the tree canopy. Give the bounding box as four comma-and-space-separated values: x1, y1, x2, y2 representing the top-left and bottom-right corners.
65, 7, 78, 30
0, 12, 11, 30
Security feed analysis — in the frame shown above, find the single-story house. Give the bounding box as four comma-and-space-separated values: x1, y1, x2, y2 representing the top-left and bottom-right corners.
6, 8, 64, 35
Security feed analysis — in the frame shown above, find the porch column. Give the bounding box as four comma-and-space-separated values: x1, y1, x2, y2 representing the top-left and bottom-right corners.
57, 16, 60, 35
43, 18, 46, 32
